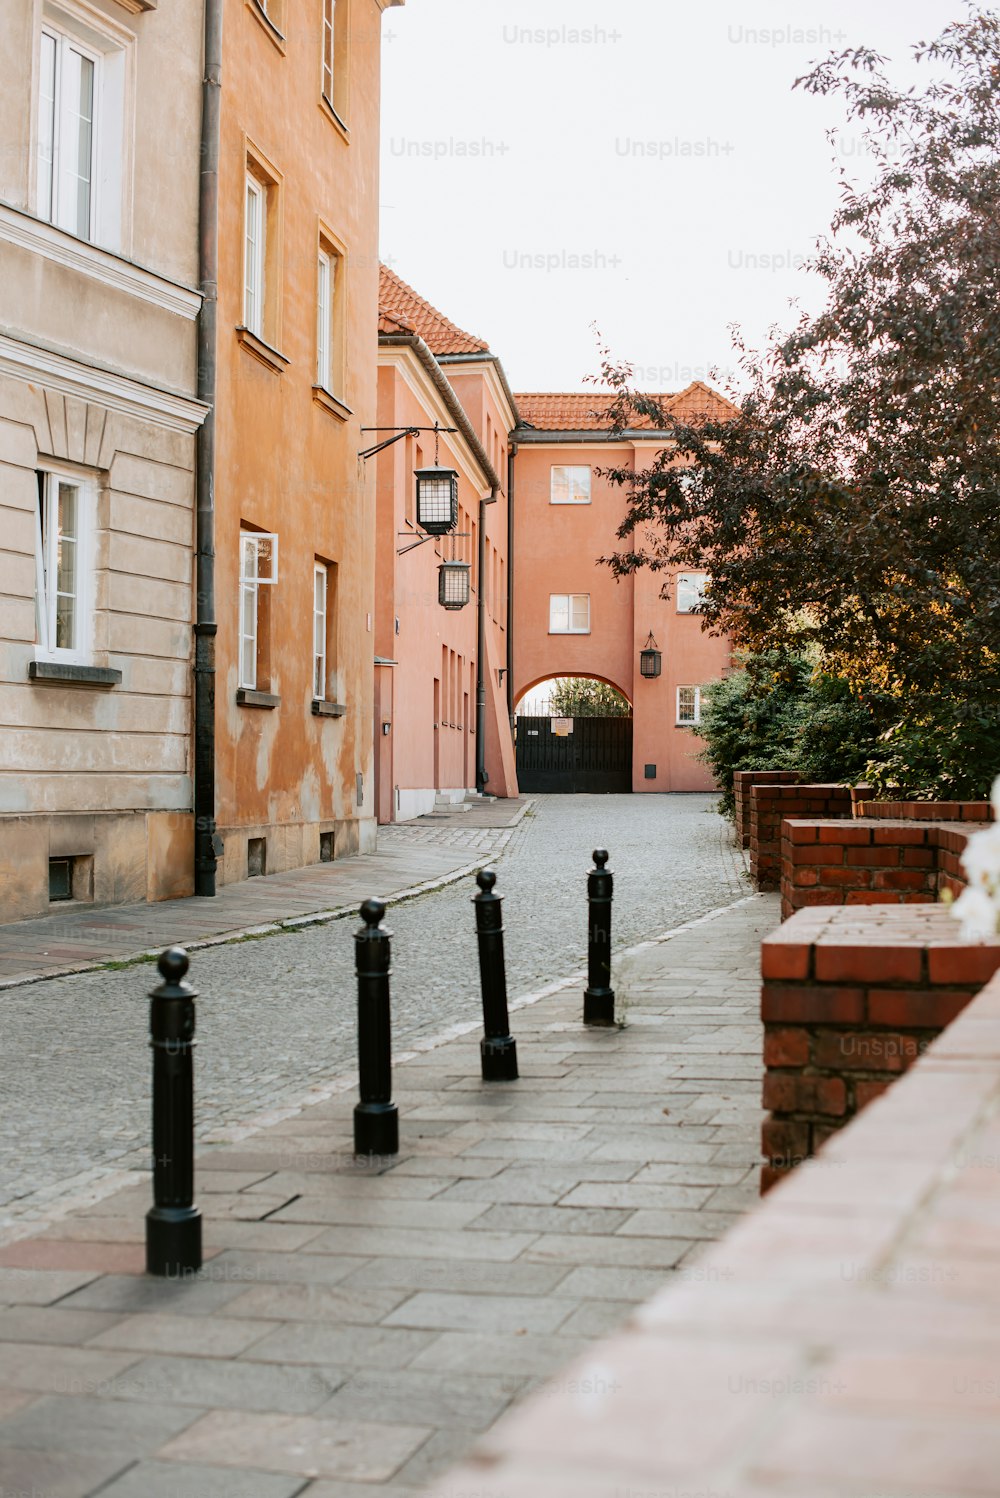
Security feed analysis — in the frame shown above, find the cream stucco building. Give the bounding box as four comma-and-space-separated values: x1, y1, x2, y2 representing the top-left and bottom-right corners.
0, 0, 208, 920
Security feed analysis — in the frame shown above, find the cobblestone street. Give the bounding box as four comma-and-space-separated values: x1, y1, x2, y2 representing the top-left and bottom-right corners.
1, 795, 748, 1231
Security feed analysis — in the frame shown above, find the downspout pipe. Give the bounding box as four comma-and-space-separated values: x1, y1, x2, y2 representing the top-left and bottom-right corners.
476, 486, 498, 794
193, 0, 222, 896
506, 442, 516, 730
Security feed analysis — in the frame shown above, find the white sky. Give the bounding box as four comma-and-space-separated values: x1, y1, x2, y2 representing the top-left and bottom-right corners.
380, 0, 963, 395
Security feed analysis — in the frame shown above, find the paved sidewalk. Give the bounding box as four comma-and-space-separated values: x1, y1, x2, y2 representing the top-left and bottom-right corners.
0, 802, 530, 990
0, 891, 777, 1498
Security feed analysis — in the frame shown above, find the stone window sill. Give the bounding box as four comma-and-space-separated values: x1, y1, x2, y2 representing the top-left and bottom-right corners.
312, 385, 352, 422
236, 325, 289, 374
29, 661, 121, 688
312, 699, 347, 718
237, 688, 280, 709
320, 95, 350, 143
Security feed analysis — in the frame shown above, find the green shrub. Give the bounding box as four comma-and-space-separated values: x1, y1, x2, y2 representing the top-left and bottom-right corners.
699, 653, 884, 818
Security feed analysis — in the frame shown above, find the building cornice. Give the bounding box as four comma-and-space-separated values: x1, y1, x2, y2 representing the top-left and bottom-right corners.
0, 333, 210, 434
436, 352, 521, 430
512, 427, 677, 445
0, 202, 201, 321
379, 333, 501, 493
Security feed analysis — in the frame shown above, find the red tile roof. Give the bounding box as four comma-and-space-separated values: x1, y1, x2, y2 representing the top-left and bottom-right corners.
378, 264, 490, 355
515, 382, 737, 431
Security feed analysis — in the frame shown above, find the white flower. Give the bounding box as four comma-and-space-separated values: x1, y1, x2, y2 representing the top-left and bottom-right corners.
952, 785, 1000, 942
952, 886, 999, 942
961, 823, 1000, 892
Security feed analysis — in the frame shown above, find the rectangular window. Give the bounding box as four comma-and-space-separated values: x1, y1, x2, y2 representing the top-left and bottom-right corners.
313, 562, 327, 699
322, 0, 335, 102
238, 531, 279, 690
244, 174, 265, 336
677, 686, 702, 725
35, 8, 130, 251
34, 467, 93, 663
676, 572, 708, 613
316, 250, 332, 389
549, 593, 590, 634
321, 0, 349, 121
550, 466, 591, 505
37, 25, 97, 241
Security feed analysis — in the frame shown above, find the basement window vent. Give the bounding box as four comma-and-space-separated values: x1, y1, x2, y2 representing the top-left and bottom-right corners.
644, 764, 657, 780
319, 831, 334, 863
248, 838, 267, 878
49, 857, 73, 901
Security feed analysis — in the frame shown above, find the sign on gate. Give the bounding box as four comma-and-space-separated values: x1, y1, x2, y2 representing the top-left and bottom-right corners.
550, 718, 573, 736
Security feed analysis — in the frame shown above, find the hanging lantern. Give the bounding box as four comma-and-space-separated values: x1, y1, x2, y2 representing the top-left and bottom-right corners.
438, 559, 471, 610
415, 467, 458, 534
639, 632, 662, 678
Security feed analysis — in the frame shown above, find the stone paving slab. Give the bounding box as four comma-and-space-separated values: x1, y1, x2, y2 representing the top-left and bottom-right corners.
0, 807, 530, 989
0, 892, 776, 1496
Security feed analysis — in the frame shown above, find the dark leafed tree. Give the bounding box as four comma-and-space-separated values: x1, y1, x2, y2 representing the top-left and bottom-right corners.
549, 678, 631, 718
598, 8, 1000, 795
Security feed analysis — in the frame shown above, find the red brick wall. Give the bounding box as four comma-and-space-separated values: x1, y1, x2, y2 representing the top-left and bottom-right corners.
760, 906, 1000, 1192
780, 819, 964, 920
733, 770, 801, 850
750, 783, 853, 890
854, 799, 993, 822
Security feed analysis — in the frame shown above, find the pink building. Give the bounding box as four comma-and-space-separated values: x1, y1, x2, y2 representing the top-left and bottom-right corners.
374, 267, 733, 809
510, 385, 736, 793
374, 269, 517, 821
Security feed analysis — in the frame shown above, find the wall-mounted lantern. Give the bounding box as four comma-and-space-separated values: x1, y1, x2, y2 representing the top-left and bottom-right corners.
438, 559, 471, 610
415, 467, 459, 535
639, 632, 662, 678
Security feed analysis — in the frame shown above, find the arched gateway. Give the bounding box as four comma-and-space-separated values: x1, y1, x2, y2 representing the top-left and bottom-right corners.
515, 676, 633, 794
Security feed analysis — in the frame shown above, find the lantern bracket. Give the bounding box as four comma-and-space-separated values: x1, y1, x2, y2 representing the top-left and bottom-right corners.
397, 530, 469, 557
358, 423, 458, 462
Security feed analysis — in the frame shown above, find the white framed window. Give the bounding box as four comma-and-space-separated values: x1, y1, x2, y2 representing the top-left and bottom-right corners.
238, 531, 278, 689
677, 686, 702, 725
549, 593, 590, 634
676, 572, 708, 613
35, 7, 129, 250
321, 0, 349, 120
316, 248, 336, 389
322, 0, 335, 103
34, 466, 94, 663
313, 562, 327, 699
244, 175, 266, 336
550, 465, 591, 504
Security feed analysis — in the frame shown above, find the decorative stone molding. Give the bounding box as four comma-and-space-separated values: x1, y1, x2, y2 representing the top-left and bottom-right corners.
0, 204, 199, 320
0, 334, 209, 435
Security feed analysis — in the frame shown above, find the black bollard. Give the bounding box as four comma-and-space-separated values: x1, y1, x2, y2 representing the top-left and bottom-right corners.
146, 947, 202, 1276
583, 849, 616, 1026
473, 868, 518, 1081
354, 898, 399, 1157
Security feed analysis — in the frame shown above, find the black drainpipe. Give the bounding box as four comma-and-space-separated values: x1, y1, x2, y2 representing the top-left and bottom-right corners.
506, 442, 516, 730
476, 486, 498, 793
193, 0, 222, 896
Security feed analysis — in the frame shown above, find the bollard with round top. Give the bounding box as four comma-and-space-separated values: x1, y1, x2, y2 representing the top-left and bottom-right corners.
583, 848, 616, 1026
354, 898, 399, 1157
146, 946, 202, 1276
473, 868, 518, 1081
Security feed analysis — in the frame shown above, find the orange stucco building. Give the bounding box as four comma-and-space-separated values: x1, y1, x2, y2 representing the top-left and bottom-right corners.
209, 0, 402, 879
373, 268, 517, 820
511, 385, 736, 793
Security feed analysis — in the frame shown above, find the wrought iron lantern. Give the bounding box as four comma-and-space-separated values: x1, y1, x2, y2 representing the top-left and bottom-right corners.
438, 559, 471, 610
639, 632, 662, 678
415, 467, 459, 535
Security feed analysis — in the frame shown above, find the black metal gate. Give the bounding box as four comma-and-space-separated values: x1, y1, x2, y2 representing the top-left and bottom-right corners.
515, 715, 633, 794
